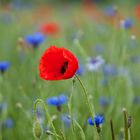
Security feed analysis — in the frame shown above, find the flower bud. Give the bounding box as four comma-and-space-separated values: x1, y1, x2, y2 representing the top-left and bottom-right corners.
33, 120, 43, 139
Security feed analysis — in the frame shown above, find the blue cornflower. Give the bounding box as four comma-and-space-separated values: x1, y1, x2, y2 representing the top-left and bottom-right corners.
46, 94, 67, 111
87, 115, 104, 126
100, 78, 108, 86
0, 61, 10, 73
76, 63, 85, 76
61, 115, 71, 126
87, 56, 105, 71
120, 18, 134, 29
4, 118, 14, 128
118, 67, 128, 77
94, 115, 104, 126
94, 44, 105, 53
24, 32, 45, 48
36, 107, 44, 124
130, 55, 140, 63
99, 96, 112, 107
102, 64, 117, 77
87, 118, 94, 126
0, 103, 7, 112
0, 14, 13, 24
133, 96, 140, 104
104, 5, 117, 17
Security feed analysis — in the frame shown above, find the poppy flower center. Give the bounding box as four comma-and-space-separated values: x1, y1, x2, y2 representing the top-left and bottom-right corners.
61, 61, 68, 74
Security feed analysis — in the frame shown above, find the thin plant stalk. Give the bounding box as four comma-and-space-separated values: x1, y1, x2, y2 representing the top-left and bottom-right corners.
34, 99, 59, 140
68, 78, 76, 137
69, 116, 86, 140
75, 74, 100, 140
46, 130, 62, 139
0, 130, 2, 140
60, 131, 66, 140
129, 128, 132, 140
123, 109, 128, 140
75, 74, 94, 117
110, 119, 115, 140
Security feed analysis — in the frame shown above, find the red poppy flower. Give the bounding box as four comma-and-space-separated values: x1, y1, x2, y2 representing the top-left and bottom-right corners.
135, 5, 140, 20
39, 46, 78, 80
40, 23, 59, 35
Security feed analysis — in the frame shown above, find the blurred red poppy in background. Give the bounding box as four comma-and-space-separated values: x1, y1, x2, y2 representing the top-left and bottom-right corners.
40, 22, 59, 35
135, 5, 140, 20
39, 46, 78, 80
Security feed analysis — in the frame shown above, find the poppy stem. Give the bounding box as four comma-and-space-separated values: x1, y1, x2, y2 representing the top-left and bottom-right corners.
74, 74, 100, 140
34, 99, 59, 140
74, 74, 95, 117
68, 79, 76, 137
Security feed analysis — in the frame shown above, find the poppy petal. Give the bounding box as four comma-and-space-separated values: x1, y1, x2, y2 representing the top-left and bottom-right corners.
39, 46, 78, 80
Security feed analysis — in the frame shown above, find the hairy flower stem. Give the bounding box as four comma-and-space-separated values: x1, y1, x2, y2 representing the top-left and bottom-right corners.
110, 119, 115, 140
60, 131, 66, 140
46, 130, 62, 139
75, 74, 94, 117
68, 116, 86, 140
68, 79, 76, 137
75, 74, 100, 140
34, 99, 59, 140
123, 109, 128, 140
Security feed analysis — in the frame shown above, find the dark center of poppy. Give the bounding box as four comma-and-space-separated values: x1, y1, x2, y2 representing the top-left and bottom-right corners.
60, 61, 68, 74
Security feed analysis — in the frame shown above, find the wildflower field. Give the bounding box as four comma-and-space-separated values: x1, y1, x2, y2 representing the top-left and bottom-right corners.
0, 1, 140, 140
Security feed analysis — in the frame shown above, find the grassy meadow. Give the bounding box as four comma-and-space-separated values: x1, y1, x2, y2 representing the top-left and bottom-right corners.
0, 2, 140, 140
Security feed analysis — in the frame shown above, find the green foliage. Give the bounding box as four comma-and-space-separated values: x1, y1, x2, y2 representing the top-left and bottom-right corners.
0, 3, 140, 140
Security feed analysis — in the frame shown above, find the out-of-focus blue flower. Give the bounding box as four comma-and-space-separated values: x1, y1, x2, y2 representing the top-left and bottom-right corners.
87, 118, 94, 126
4, 118, 14, 128
133, 96, 140, 104
46, 94, 67, 106
118, 67, 128, 77
0, 14, 13, 24
10, 0, 32, 10
76, 64, 85, 76
95, 23, 109, 36
103, 64, 117, 76
131, 74, 140, 86
120, 19, 134, 29
130, 56, 140, 63
36, 108, 44, 124
24, 32, 45, 48
104, 6, 117, 17
99, 96, 112, 107
87, 56, 105, 71
61, 115, 71, 126
0, 103, 7, 112
0, 61, 10, 73
88, 115, 104, 126
100, 78, 108, 86
94, 44, 105, 53
10, 0, 23, 9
